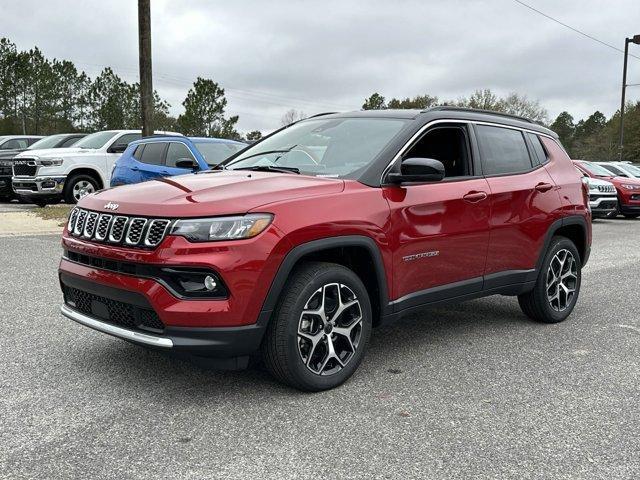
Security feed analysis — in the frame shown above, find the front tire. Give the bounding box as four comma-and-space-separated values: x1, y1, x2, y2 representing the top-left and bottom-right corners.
63, 173, 99, 204
518, 236, 582, 323
262, 262, 372, 391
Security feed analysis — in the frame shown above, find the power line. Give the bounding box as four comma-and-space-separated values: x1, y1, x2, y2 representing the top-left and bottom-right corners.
512, 0, 640, 61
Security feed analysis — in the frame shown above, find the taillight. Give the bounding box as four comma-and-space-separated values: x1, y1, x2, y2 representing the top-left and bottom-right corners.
581, 179, 590, 210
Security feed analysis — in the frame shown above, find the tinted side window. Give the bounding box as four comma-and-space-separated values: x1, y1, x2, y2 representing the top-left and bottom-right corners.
115, 133, 142, 147
403, 125, 471, 177
166, 142, 195, 167
527, 133, 548, 165
139, 142, 166, 165
476, 125, 532, 175
2, 139, 28, 149
27, 138, 40, 146
133, 144, 144, 160
61, 136, 82, 147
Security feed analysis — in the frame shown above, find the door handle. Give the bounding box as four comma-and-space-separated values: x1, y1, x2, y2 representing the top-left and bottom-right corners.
160, 170, 170, 175
463, 191, 488, 203
131, 166, 139, 171
535, 182, 553, 192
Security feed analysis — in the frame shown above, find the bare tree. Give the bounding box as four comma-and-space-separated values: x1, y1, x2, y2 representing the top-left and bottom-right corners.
281, 108, 306, 126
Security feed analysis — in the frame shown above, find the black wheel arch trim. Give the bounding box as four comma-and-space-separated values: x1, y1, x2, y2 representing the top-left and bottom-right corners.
259, 235, 391, 318
536, 215, 590, 271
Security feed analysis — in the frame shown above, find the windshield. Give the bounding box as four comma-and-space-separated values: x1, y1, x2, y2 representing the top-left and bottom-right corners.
195, 142, 245, 166
28, 134, 68, 150
222, 117, 407, 178
73, 131, 118, 149
599, 163, 627, 176
619, 163, 640, 177
582, 161, 615, 177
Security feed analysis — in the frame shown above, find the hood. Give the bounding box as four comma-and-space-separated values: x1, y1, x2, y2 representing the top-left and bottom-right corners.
80, 170, 345, 217
0, 148, 27, 159
14, 147, 84, 158
584, 177, 615, 187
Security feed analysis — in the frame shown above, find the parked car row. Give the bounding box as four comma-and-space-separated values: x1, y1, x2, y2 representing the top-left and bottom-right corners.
0, 131, 246, 206
574, 160, 640, 219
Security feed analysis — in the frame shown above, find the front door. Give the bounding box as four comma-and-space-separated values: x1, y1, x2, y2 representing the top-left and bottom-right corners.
384, 123, 491, 307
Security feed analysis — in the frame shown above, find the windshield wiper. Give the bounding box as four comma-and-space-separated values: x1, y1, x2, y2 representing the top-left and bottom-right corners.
219, 145, 299, 169
233, 165, 300, 174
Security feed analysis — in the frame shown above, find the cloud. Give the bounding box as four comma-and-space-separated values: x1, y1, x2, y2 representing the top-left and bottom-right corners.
3, 0, 639, 133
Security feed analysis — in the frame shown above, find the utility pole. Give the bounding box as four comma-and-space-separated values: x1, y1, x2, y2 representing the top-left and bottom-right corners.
619, 34, 640, 160
138, 0, 153, 137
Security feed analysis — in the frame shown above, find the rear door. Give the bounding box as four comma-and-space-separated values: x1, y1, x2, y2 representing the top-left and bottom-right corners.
136, 142, 169, 182
475, 124, 561, 285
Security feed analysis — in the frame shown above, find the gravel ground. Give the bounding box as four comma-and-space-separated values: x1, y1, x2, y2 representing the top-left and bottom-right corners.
0, 220, 638, 479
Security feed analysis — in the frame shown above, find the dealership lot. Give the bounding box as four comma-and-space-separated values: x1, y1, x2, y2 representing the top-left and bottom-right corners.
1, 220, 638, 479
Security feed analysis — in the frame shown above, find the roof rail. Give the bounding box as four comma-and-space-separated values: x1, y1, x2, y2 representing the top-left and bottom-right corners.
425, 106, 534, 124
306, 111, 339, 119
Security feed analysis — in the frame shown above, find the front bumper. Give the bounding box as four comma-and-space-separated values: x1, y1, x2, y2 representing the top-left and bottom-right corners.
12, 175, 66, 196
588, 195, 618, 217
59, 271, 269, 367
0, 175, 13, 197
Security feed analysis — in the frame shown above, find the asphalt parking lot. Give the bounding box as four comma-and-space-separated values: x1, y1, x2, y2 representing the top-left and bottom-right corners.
1, 220, 638, 479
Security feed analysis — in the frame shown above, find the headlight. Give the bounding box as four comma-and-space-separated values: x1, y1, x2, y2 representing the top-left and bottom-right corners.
38, 158, 64, 167
170, 213, 273, 242
621, 184, 640, 190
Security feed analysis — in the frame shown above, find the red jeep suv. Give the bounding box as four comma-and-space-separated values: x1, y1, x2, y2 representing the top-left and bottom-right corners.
59, 107, 591, 391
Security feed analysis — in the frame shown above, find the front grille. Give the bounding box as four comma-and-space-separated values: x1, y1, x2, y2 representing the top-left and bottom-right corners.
95, 214, 112, 240
68, 208, 171, 249
125, 218, 147, 245
62, 284, 164, 333
12, 161, 37, 177
83, 212, 99, 238
597, 185, 616, 193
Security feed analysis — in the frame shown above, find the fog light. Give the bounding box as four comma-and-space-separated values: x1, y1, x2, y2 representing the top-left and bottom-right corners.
204, 275, 217, 291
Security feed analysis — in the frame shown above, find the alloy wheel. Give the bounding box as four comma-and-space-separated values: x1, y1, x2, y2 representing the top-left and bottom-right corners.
546, 249, 578, 312
73, 180, 95, 201
297, 283, 363, 376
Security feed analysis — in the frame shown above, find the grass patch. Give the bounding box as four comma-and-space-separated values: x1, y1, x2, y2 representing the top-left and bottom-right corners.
33, 204, 73, 224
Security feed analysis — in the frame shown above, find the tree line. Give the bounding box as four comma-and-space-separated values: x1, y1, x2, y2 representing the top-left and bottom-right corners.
0, 37, 248, 140
2, 36, 638, 158
362, 89, 640, 161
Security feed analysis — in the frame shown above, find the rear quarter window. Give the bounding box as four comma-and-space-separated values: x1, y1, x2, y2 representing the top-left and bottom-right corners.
526, 133, 549, 165
476, 125, 533, 175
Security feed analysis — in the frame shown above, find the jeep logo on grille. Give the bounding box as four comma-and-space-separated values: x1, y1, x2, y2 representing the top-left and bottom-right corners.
104, 202, 119, 211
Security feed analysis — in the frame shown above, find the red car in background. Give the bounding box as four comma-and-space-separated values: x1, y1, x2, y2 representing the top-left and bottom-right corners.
573, 160, 640, 219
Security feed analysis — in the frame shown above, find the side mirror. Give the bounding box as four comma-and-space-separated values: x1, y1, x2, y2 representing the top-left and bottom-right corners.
175, 158, 199, 171
108, 143, 128, 154
387, 157, 445, 184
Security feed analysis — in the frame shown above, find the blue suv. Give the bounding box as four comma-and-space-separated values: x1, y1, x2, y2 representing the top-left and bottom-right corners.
110, 136, 246, 187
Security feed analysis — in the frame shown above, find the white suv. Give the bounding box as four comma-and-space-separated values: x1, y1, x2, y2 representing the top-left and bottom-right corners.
12, 130, 181, 205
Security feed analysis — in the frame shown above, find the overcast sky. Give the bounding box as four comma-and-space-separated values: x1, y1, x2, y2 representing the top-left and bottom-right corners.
3, 0, 640, 134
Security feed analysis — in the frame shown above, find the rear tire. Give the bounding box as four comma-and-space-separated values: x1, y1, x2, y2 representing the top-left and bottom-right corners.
63, 173, 99, 204
262, 261, 372, 391
518, 236, 581, 324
